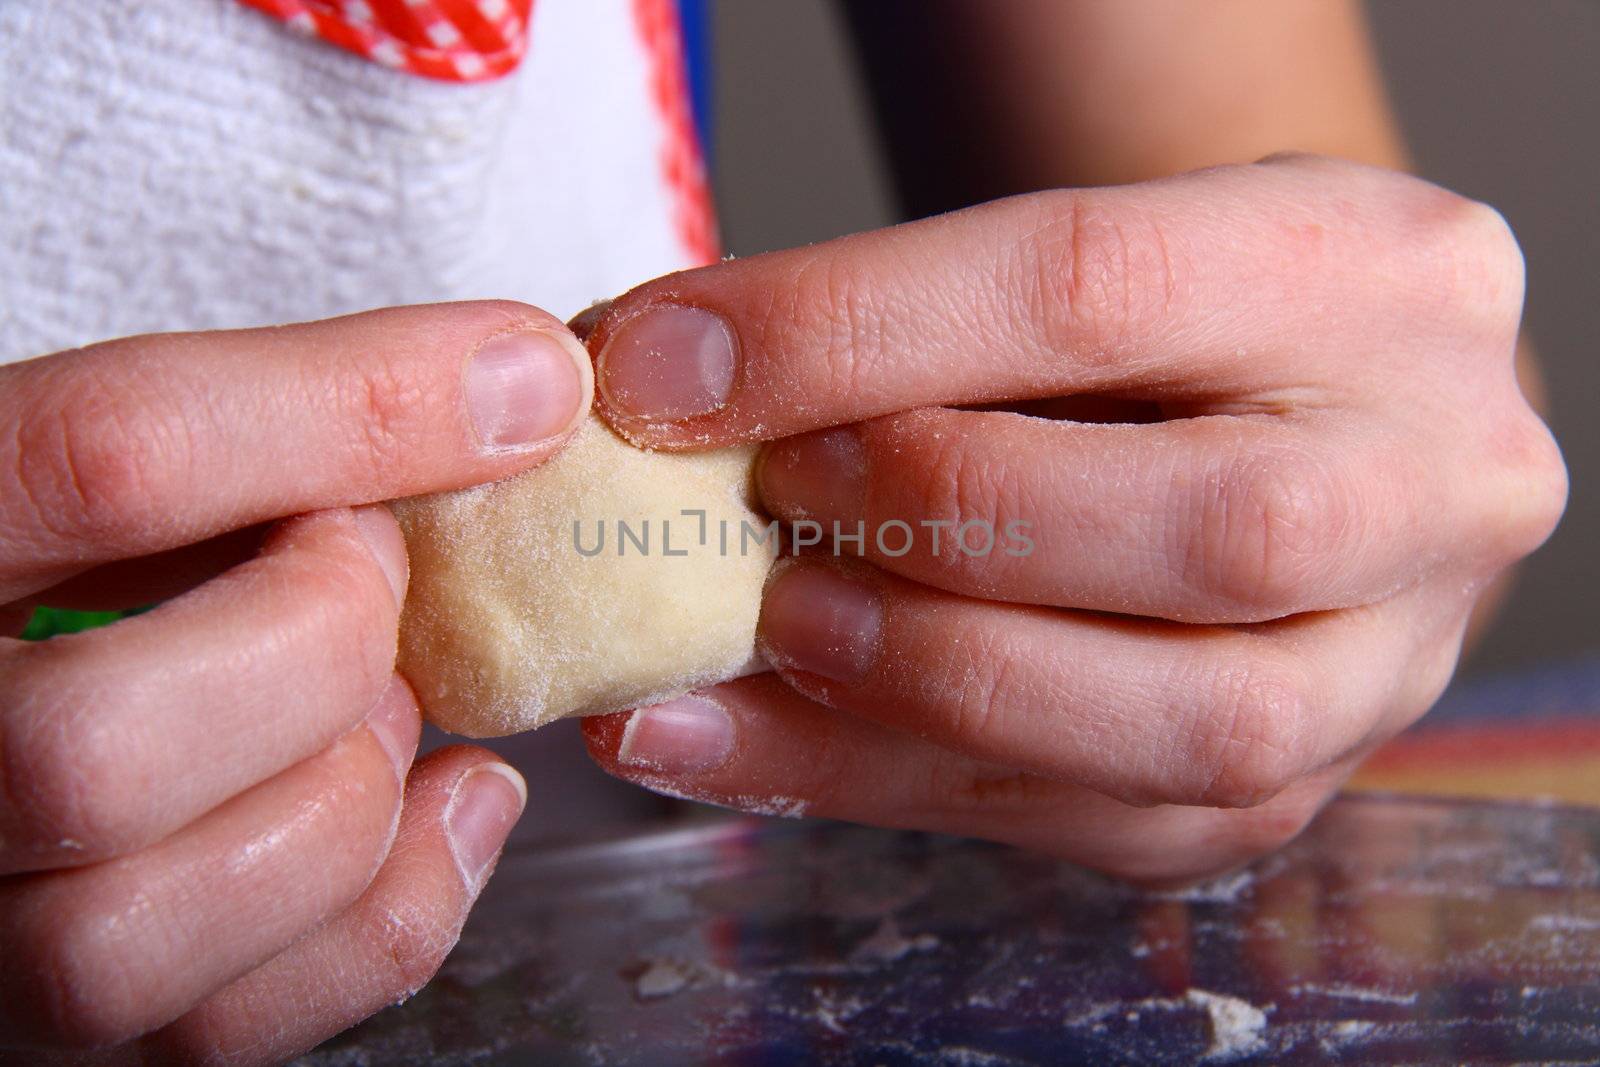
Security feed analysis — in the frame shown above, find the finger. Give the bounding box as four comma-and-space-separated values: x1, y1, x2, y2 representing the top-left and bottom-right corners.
141, 747, 524, 1066
585, 156, 1521, 447
0, 300, 592, 601
754, 558, 1468, 810
583, 674, 1348, 885
0, 505, 406, 872
758, 406, 1461, 623
0, 676, 420, 1049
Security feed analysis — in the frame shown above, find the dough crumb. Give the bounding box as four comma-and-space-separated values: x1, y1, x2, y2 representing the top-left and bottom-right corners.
851, 917, 940, 962
632, 958, 693, 1000
1186, 988, 1268, 1060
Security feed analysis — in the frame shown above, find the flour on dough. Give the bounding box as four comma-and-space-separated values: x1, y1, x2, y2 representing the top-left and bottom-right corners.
393, 415, 775, 737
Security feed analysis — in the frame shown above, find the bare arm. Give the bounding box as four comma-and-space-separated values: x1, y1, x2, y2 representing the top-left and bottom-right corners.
843, 0, 1408, 205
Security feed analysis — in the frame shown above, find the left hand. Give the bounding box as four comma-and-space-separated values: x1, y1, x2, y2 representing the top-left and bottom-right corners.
578, 155, 1566, 884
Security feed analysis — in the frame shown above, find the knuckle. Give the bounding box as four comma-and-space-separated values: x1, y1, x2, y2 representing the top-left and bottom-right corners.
1182, 448, 1350, 618
1448, 402, 1568, 572
911, 429, 1014, 588
1180, 658, 1314, 809
1410, 190, 1526, 332
7, 379, 193, 548
784, 249, 887, 405
920, 430, 989, 517
1023, 191, 1184, 366
940, 624, 1028, 756
340, 357, 431, 476
1499, 411, 1569, 559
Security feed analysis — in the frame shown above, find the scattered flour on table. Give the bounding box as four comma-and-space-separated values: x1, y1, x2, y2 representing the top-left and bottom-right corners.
1288, 982, 1417, 1006
1528, 913, 1600, 931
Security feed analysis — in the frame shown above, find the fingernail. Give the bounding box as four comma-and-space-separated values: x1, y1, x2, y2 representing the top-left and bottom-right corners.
758, 427, 866, 524
365, 677, 419, 783
351, 504, 407, 604
617, 695, 735, 775
466, 328, 589, 452
597, 304, 737, 422
759, 562, 882, 683
446, 763, 527, 890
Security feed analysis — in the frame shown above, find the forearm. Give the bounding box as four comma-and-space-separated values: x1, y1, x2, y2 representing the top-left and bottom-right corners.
844, 0, 1408, 211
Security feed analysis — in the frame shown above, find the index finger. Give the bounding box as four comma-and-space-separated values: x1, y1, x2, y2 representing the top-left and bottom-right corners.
0, 301, 591, 600
584, 155, 1509, 449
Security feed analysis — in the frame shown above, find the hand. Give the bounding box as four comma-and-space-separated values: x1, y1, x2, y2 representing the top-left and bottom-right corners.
579, 155, 1567, 884
0, 302, 589, 1061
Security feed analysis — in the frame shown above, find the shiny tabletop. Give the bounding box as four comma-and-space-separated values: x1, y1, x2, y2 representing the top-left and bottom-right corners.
302, 793, 1600, 1064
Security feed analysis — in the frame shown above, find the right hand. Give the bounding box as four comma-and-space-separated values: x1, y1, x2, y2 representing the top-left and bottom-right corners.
0, 301, 591, 1063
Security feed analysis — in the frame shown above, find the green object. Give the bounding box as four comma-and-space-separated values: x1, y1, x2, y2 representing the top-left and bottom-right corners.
20, 605, 147, 640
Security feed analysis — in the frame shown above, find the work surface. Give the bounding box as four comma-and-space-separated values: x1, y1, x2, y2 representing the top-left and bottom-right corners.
302, 792, 1600, 1065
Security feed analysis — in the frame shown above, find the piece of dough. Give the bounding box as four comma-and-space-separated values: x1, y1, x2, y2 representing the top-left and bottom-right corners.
392, 415, 775, 737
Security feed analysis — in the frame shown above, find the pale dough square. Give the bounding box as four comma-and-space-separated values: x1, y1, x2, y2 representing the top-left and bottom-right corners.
393, 416, 775, 737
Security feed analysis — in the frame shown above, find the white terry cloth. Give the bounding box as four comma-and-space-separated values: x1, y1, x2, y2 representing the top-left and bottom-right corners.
0, 0, 696, 364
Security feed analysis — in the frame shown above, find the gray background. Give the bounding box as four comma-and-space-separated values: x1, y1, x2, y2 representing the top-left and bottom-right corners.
708, 1, 1598, 679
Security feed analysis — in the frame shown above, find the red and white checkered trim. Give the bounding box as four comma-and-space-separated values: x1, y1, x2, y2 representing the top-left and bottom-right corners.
238, 0, 534, 82
630, 0, 719, 265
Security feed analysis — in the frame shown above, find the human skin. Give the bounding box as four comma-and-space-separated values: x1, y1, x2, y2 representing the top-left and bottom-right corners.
579, 156, 1566, 881
0, 302, 590, 1060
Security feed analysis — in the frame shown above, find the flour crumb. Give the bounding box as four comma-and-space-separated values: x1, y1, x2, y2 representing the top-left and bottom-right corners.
633, 958, 692, 1000
851, 916, 940, 962
1318, 1019, 1377, 1053
1186, 988, 1268, 1060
